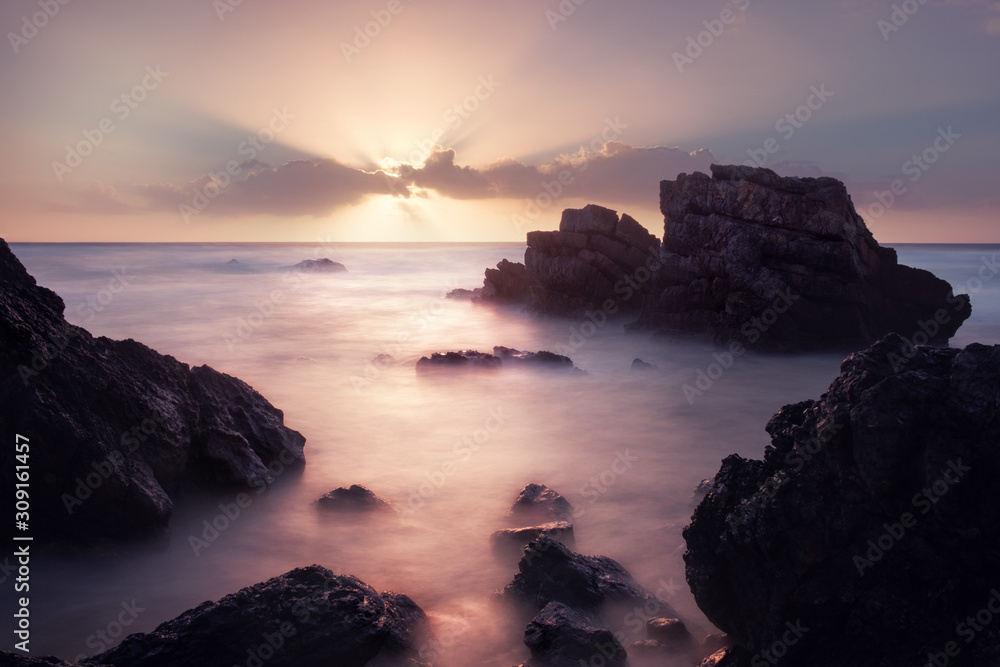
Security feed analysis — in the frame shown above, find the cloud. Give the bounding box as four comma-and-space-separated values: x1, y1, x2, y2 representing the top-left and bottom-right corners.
61, 143, 715, 219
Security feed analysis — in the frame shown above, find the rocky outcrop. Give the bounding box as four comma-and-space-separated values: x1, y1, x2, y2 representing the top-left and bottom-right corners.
482, 205, 661, 315
509, 483, 574, 523
638, 164, 972, 350
279, 258, 347, 272
0, 239, 305, 542
491, 521, 575, 556
470, 165, 970, 350
684, 334, 1000, 666
317, 485, 388, 512
416, 349, 581, 373
524, 602, 627, 667
0, 566, 424, 667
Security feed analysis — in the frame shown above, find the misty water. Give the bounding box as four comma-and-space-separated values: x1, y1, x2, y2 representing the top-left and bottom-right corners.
9, 242, 1000, 666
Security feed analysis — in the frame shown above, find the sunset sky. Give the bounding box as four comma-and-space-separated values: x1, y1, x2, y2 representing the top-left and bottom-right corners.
1, 0, 998, 242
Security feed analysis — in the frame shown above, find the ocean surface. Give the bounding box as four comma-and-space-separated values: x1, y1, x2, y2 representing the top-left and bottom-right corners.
7, 242, 1000, 666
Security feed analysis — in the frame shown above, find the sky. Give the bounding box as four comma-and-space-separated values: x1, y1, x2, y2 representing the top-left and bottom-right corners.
1, 0, 998, 242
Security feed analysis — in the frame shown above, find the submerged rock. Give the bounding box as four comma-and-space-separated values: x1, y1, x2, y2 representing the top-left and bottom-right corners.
502, 536, 657, 612
317, 485, 388, 512
493, 346, 578, 372
630, 358, 656, 371
684, 334, 1000, 665
415, 350, 502, 370
446, 287, 481, 300
524, 602, 627, 667
0, 239, 305, 542
280, 258, 347, 272
85, 565, 424, 667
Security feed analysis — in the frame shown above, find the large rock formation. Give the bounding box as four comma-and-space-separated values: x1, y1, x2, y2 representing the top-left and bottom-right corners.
684, 334, 1000, 666
482, 204, 661, 315
0, 566, 425, 667
0, 239, 305, 542
474, 165, 971, 350
639, 164, 971, 350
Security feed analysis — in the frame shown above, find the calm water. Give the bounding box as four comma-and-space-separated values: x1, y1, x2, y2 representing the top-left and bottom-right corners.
7, 242, 1000, 666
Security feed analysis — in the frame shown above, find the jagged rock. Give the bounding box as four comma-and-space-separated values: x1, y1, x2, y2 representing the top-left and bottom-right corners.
639, 164, 971, 350
482, 259, 535, 304
493, 347, 578, 372
415, 350, 501, 370
0, 239, 305, 542
81, 565, 424, 667
524, 602, 627, 667
630, 358, 656, 371
684, 334, 1000, 666
697, 647, 749, 667
502, 536, 657, 612
481, 205, 661, 315
317, 485, 388, 512
509, 483, 574, 523
446, 287, 481, 300
491, 521, 575, 555
280, 258, 347, 272
0, 656, 82, 666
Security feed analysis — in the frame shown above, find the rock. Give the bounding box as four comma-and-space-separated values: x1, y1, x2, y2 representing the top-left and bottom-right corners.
493, 347, 579, 372
0, 656, 83, 666
696, 647, 750, 667
0, 239, 305, 542
523, 602, 627, 667
639, 164, 971, 350
415, 350, 583, 373
446, 288, 481, 300
373, 353, 394, 366
317, 485, 388, 512
630, 358, 656, 371
689, 478, 713, 509
502, 536, 657, 612
480, 205, 660, 315
646, 617, 692, 647
699, 634, 731, 657
481, 259, 536, 305
415, 350, 502, 371
491, 521, 575, 555
280, 258, 347, 272
509, 483, 574, 523
82, 565, 424, 667
683, 334, 1000, 666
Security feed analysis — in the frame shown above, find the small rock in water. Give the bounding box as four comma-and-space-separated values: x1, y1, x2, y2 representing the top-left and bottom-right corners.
491, 521, 575, 555
280, 258, 347, 272
631, 358, 656, 371
415, 350, 502, 371
509, 483, 575, 523
524, 602, 627, 667
317, 485, 388, 511
646, 617, 693, 647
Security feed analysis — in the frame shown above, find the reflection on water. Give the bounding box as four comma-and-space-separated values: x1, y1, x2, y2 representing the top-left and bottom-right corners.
8, 242, 999, 666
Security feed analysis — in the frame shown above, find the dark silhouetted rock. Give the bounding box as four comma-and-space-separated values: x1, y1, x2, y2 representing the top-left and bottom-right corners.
317, 485, 388, 512
684, 334, 1000, 666
631, 358, 656, 371
646, 617, 692, 646
446, 288, 481, 300
493, 347, 578, 372
280, 258, 347, 272
491, 521, 575, 555
0, 239, 305, 543
415, 350, 501, 371
509, 483, 574, 523
480, 205, 660, 315
524, 602, 626, 667
639, 164, 971, 350
84, 565, 424, 667
502, 536, 657, 612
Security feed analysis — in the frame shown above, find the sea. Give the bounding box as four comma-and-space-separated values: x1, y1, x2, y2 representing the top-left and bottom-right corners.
6, 242, 1000, 666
